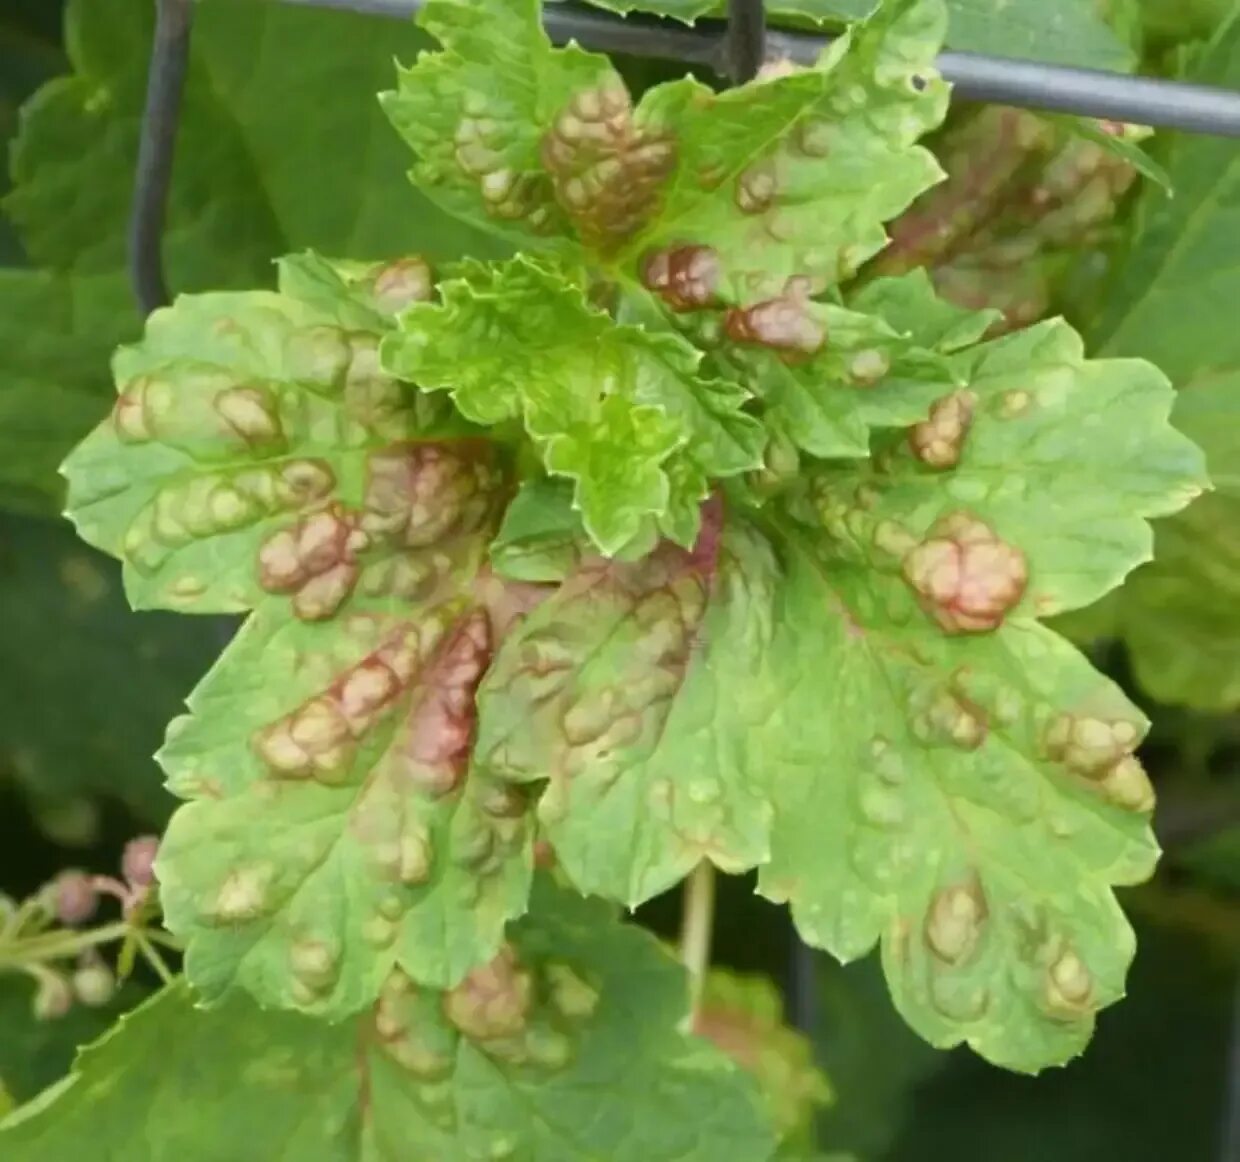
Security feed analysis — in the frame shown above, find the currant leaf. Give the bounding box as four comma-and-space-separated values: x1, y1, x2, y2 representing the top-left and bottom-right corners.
61, 253, 454, 615
0, 885, 778, 1162
748, 326, 1204, 1070
1107, 372, 1240, 710
628, 0, 949, 306
490, 479, 586, 583
875, 105, 1140, 334
717, 295, 961, 459
473, 316, 1203, 1070
381, 255, 764, 554
60, 260, 557, 1012
695, 969, 833, 1150
381, 0, 623, 251
474, 501, 778, 904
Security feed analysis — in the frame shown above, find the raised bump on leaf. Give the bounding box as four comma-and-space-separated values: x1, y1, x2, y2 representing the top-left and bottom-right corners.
902, 513, 1028, 633
909, 390, 977, 469
542, 80, 676, 250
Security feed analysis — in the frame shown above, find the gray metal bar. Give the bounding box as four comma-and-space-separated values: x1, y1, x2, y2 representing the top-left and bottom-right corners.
130, 0, 193, 315
726, 0, 767, 84
274, 0, 1240, 137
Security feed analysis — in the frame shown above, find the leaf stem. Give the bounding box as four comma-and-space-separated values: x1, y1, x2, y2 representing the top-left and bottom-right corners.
0, 921, 132, 970
680, 860, 716, 1027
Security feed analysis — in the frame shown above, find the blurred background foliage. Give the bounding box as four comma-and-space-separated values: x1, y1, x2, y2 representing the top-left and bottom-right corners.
0, 0, 1238, 1157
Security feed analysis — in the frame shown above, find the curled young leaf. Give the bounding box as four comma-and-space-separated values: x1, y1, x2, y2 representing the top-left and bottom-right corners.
382, 255, 765, 554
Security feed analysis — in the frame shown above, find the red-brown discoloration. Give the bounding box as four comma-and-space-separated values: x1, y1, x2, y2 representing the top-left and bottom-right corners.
442, 944, 532, 1041
724, 292, 825, 358
253, 625, 421, 781
361, 441, 499, 548
902, 512, 1028, 633
542, 82, 675, 250
909, 390, 977, 469
258, 503, 364, 621
382, 610, 492, 798
640, 245, 720, 312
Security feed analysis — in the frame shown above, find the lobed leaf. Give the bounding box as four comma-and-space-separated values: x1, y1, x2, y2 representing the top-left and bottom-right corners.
61, 259, 552, 1012
471, 313, 1204, 1070
628, 0, 949, 306
0, 884, 778, 1162
475, 501, 778, 904
382, 0, 622, 251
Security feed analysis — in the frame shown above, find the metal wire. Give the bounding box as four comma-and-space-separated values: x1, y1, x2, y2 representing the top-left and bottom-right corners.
275, 0, 1240, 136
725, 0, 767, 84
129, 0, 193, 315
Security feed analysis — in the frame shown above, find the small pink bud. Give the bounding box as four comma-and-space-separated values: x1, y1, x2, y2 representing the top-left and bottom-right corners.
121, 835, 160, 889
53, 871, 98, 926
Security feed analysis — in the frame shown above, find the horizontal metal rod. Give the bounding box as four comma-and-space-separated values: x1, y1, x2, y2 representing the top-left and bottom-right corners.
274, 0, 1240, 137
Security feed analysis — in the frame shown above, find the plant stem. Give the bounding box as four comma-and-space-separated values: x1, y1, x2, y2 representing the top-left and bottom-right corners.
680, 860, 716, 1027
0, 921, 132, 970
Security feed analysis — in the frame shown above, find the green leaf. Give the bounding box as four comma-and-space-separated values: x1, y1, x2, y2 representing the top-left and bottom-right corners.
751, 327, 1203, 1071
574, 0, 1135, 70
0, 510, 216, 825
695, 969, 832, 1150
390, 0, 948, 305
1083, 13, 1240, 710
382, 255, 764, 554
628, 0, 948, 305
489, 479, 585, 583
382, 0, 621, 251
61, 264, 547, 1012
475, 506, 778, 904
0, 0, 496, 514
0, 976, 146, 1107
1105, 372, 1240, 710
874, 105, 1142, 337
0, 885, 778, 1162
476, 318, 1203, 1070
850, 269, 1000, 351
717, 295, 962, 460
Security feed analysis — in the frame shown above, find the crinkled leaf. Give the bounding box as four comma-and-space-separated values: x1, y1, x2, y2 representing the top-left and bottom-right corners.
381, 0, 621, 251
477, 317, 1202, 1070
382, 255, 764, 554
0, 886, 778, 1162
627, 0, 949, 305
717, 297, 962, 460
751, 324, 1203, 1071
875, 105, 1140, 335
475, 503, 776, 904
390, 0, 948, 304
61, 263, 548, 1012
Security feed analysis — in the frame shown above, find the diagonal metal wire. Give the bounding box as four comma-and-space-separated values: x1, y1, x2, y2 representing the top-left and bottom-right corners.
276, 0, 1240, 136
